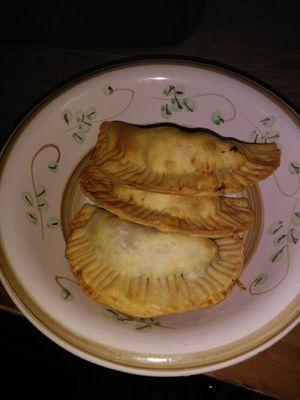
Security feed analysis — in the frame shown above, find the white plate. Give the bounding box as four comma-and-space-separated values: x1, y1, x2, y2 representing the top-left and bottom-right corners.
0, 58, 299, 376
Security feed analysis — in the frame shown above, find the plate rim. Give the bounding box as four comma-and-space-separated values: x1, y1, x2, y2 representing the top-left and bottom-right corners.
0, 55, 299, 375
2, 55, 300, 154
0, 268, 299, 376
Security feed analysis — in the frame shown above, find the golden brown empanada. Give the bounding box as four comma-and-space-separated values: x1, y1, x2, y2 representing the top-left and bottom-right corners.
80, 169, 254, 237
91, 121, 280, 196
66, 204, 244, 318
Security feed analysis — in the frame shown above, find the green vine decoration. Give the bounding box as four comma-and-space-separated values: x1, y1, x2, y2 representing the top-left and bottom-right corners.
273, 164, 300, 198
22, 144, 61, 239
61, 85, 135, 143
54, 275, 175, 331
152, 85, 236, 123
102, 307, 175, 332
249, 199, 299, 295
55, 275, 79, 300
247, 116, 279, 144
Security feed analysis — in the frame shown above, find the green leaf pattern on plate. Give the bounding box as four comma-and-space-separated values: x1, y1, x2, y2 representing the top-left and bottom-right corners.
36, 185, 47, 198
55, 276, 79, 301
48, 160, 59, 172
160, 85, 195, 119
135, 325, 153, 333
289, 161, 300, 175
62, 110, 73, 126
248, 110, 298, 294
37, 198, 49, 211
103, 84, 114, 96
288, 228, 300, 244
292, 211, 300, 226
249, 115, 300, 295
72, 132, 85, 144
62, 85, 135, 143
101, 307, 173, 332
21, 191, 34, 207
26, 211, 38, 224
161, 104, 172, 118
62, 107, 98, 144
252, 273, 268, 287
183, 98, 196, 112
249, 117, 280, 143
22, 145, 61, 239
61, 287, 73, 300
85, 106, 97, 121
155, 84, 236, 123
211, 110, 224, 125
270, 246, 286, 263
273, 234, 287, 247
268, 220, 284, 235
250, 200, 299, 295
47, 217, 60, 229
260, 116, 276, 127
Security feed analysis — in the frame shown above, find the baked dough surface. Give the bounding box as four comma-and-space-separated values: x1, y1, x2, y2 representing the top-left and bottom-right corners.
66, 205, 244, 317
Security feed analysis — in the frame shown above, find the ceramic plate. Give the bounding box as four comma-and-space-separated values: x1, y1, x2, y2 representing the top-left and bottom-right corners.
0, 58, 299, 376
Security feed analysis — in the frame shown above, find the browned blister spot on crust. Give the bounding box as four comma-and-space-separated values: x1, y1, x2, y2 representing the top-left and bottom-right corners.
164, 159, 176, 171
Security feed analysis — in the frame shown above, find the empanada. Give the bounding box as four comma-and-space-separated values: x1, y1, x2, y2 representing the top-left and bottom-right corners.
91, 121, 280, 196
80, 169, 255, 237
66, 204, 244, 317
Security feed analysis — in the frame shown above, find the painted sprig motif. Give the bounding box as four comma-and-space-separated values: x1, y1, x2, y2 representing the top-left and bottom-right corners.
22, 144, 61, 239
102, 307, 174, 332
61, 85, 135, 143
250, 200, 300, 294
249, 115, 279, 144
154, 84, 236, 124
160, 85, 196, 118
62, 107, 98, 143
55, 275, 79, 300
246, 115, 300, 295
268, 213, 300, 261
54, 274, 174, 332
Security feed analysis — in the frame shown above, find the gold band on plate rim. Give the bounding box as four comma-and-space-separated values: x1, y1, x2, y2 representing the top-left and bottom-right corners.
0, 59, 299, 373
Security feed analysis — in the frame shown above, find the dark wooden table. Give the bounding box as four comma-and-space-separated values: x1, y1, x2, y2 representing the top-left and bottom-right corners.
1, 1, 299, 399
